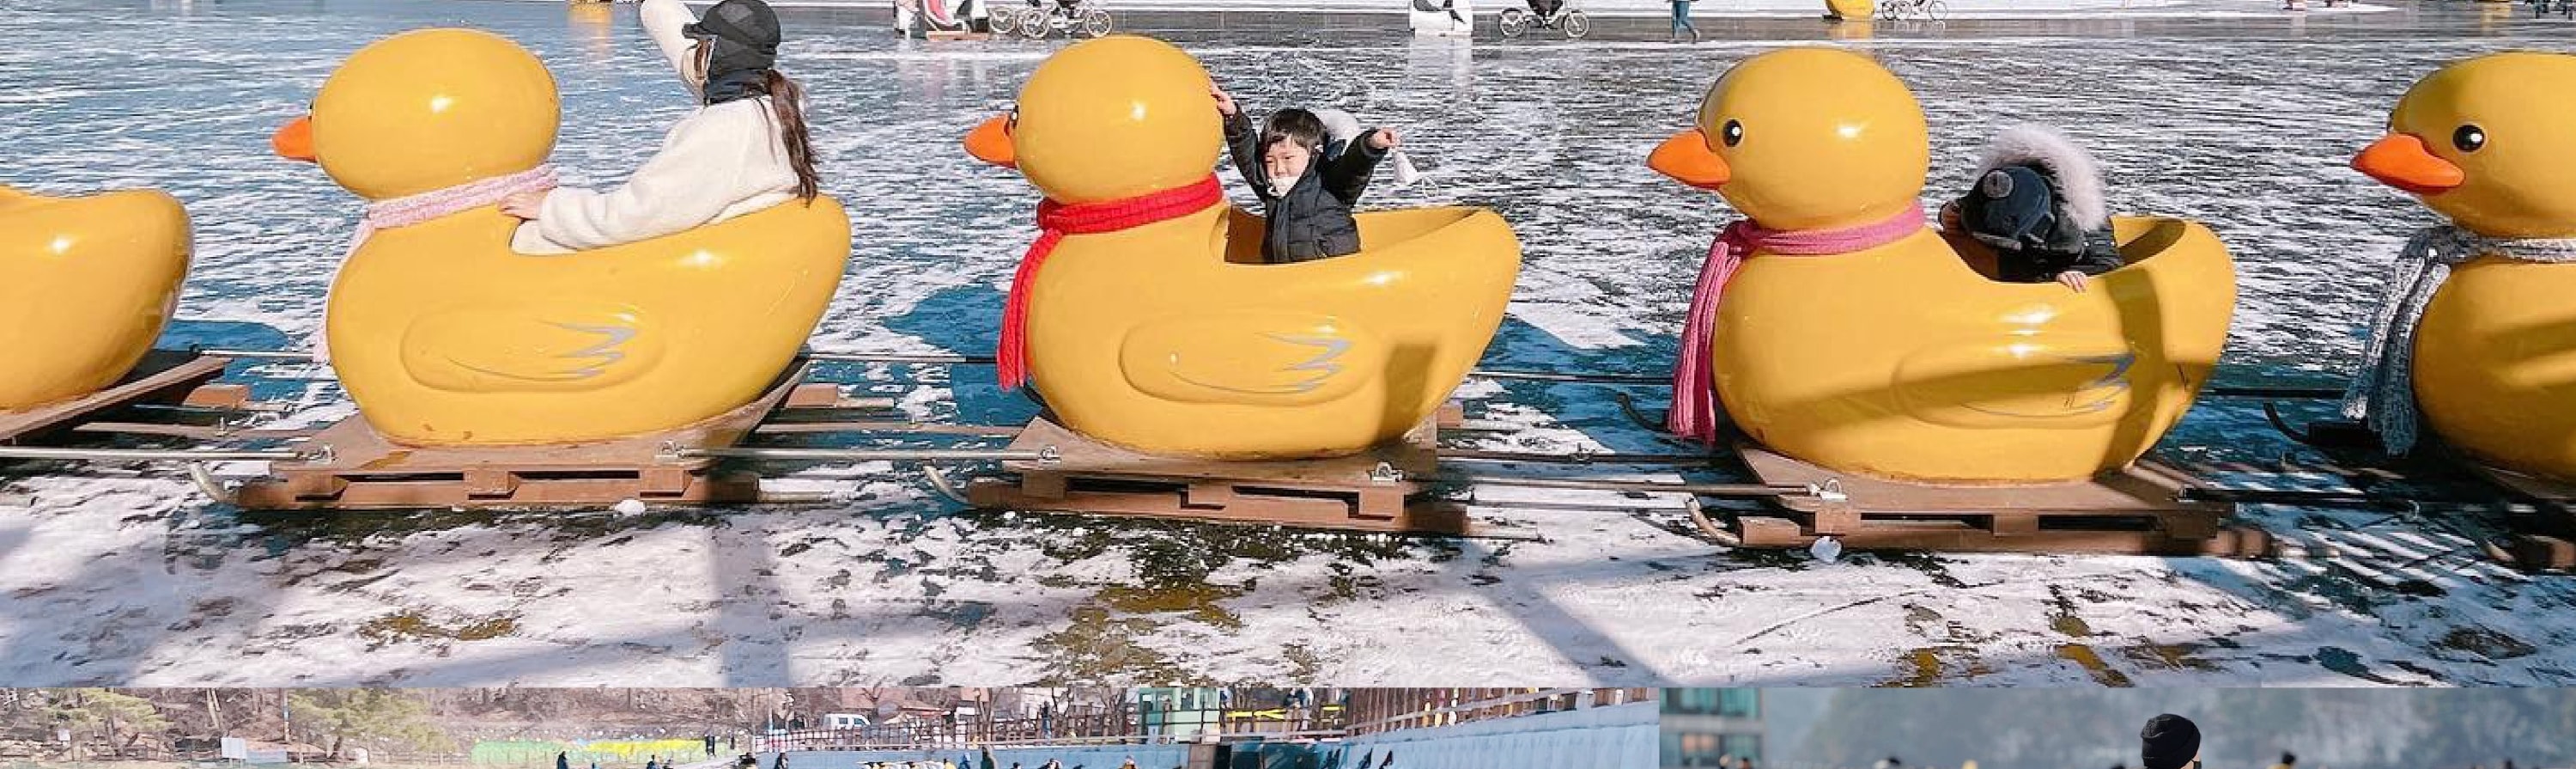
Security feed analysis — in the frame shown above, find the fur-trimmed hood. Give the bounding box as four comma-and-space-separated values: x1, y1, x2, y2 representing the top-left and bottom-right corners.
1975, 125, 2107, 229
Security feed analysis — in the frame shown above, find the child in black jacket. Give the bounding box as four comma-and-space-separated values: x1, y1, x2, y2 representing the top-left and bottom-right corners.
1214, 87, 1400, 264
1939, 125, 2125, 291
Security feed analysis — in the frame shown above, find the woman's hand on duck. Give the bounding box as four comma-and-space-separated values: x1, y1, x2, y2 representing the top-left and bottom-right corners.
1212, 88, 1239, 118
1938, 200, 1962, 232
2055, 271, 2089, 293
1369, 129, 1400, 150
499, 191, 548, 220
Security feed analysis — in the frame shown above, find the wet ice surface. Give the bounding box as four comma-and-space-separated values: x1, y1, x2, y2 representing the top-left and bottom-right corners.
6, 0, 2576, 685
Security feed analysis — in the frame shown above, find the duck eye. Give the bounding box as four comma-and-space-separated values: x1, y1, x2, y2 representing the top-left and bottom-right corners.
1721, 119, 1744, 148
2453, 125, 2486, 153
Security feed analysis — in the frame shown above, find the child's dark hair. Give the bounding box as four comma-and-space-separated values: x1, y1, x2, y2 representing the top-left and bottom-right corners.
1261, 108, 1327, 154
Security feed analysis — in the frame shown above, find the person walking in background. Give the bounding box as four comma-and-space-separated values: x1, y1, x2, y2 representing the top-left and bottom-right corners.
1669, 0, 1699, 42
558, 753, 572, 769
2141, 714, 2202, 769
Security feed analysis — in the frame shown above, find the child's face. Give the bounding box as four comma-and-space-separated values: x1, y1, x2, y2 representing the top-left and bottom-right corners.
1263, 141, 1315, 182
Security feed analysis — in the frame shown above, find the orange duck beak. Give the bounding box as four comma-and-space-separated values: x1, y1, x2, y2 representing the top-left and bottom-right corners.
964, 113, 1017, 168
1649, 128, 1731, 190
273, 114, 318, 162
2354, 133, 2463, 195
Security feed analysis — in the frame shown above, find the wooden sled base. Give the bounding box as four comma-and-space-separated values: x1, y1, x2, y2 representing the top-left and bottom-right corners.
233, 363, 837, 510
1, 351, 242, 444
964, 411, 1476, 536
1725, 444, 2271, 557
927, 29, 993, 40
2456, 464, 2576, 571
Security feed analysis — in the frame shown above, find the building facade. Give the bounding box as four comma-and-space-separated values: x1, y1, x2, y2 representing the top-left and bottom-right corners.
1662, 689, 1765, 769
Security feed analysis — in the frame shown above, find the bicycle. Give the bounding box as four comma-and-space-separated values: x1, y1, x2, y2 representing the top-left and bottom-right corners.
988, 0, 1026, 34
1498, 0, 1590, 39
1875, 0, 1947, 21
1019, 0, 1115, 39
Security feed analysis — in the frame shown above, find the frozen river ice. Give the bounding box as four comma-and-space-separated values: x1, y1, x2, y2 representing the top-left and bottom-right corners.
5, 0, 2576, 686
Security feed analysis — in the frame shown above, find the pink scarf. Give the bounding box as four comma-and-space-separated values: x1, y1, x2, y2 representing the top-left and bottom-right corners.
311, 167, 560, 363
1667, 204, 1928, 443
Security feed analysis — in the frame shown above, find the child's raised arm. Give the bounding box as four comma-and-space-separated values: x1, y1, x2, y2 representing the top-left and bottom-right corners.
1322, 127, 1394, 204
1216, 89, 1273, 201
641, 0, 702, 83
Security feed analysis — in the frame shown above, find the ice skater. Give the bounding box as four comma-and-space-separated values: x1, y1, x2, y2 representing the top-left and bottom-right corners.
2141, 714, 2202, 769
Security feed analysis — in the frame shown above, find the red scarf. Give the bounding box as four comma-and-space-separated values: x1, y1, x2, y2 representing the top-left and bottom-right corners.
997, 175, 1227, 390
1668, 204, 1928, 443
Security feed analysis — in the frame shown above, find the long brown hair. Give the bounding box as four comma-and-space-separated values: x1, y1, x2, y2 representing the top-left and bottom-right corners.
762, 70, 821, 201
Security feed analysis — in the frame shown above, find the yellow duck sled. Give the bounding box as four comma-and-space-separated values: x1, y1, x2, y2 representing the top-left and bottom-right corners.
274, 28, 850, 447
2348, 52, 2576, 482
0, 185, 191, 412
1649, 48, 2236, 484
963, 36, 1523, 460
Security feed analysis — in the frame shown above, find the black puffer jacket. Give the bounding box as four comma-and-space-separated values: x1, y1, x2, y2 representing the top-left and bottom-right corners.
1953, 162, 2123, 283
1225, 112, 1388, 264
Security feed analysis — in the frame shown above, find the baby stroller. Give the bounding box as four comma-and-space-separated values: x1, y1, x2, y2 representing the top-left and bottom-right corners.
1498, 0, 1589, 39
898, 0, 992, 36
1409, 0, 1473, 35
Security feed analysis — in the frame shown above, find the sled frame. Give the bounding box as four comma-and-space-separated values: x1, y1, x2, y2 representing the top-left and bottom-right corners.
966, 406, 1474, 535
232, 363, 833, 510
1723, 443, 2271, 556
0, 351, 242, 444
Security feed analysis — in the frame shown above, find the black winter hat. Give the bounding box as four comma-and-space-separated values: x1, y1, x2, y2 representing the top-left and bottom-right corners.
2141, 715, 2202, 769
684, 0, 782, 75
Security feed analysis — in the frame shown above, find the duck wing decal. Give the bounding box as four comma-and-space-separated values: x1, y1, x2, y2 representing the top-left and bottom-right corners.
1896, 340, 2139, 429
398, 302, 666, 393
1118, 312, 1389, 406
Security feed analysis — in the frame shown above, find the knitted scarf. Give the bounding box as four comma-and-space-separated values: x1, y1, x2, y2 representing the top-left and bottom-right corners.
1668, 204, 1929, 443
995, 175, 1226, 390
2340, 224, 2576, 454
311, 166, 560, 363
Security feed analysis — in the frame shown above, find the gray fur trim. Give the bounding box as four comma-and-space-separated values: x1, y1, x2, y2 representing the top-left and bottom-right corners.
1977, 125, 2108, 229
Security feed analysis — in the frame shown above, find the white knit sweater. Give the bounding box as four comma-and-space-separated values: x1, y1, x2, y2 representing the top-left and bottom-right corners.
511, 0, 800, 254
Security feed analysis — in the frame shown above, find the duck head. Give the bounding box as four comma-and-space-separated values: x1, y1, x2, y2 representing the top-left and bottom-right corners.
963, 35, 1223, 204
2354, 52, 2576, 238
1650, 47, 1929, 231
273, 28, 560, 200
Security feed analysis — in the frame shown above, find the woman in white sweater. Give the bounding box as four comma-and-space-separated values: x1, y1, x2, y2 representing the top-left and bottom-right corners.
500, 0, 821, 252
